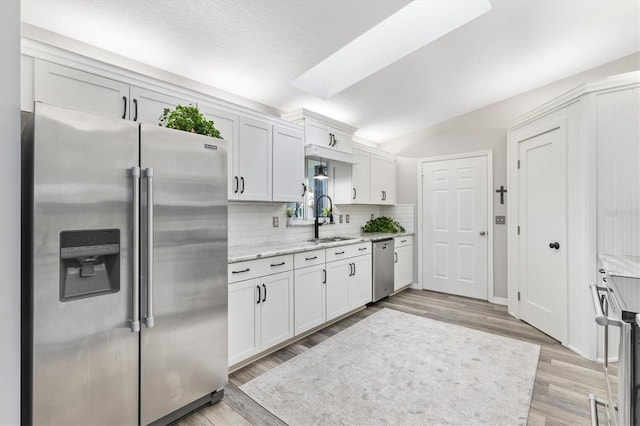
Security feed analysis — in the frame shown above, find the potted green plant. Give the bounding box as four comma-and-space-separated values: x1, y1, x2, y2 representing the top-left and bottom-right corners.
159, 105, 221, 138
361, 216, 405, 233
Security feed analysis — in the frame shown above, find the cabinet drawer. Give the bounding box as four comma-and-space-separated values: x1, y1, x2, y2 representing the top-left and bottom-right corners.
294, 249, 326, 268
228, 254, 293, 283
394, 235, 413, 248
326, 242, 371, 263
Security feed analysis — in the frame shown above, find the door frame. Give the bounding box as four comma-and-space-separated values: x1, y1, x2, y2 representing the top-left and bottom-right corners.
417, 150, 494, 303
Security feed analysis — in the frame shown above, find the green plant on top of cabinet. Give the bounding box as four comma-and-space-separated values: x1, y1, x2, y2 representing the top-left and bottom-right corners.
159, 105, 221, 137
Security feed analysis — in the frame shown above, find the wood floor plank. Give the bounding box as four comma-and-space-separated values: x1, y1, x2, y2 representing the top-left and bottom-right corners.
199, 400, 252, 426
222, 384, 286, 426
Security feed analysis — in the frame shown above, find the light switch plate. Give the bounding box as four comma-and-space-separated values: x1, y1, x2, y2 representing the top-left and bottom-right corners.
273, 216, 279, 227
371, 214, 375, 220
495, 216, 506, 225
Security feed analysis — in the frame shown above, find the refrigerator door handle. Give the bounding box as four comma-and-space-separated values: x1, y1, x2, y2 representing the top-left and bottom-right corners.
131, 166, 141, 333
145, 167, 155, 328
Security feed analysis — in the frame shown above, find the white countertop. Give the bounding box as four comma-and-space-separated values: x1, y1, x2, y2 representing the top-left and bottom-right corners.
599, 254, 640, 279
229, 232, 414, 263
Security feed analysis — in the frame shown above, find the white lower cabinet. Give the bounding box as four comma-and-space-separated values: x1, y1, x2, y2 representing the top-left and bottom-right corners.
326, 258, 352, 321
259, 272, 295, 349
325, 246, 372, 321
228, 261, 294, 366
228, 278, 261, 365
294, 264, 326, 335
394, 236, 414, 291
350, 255, 372, 308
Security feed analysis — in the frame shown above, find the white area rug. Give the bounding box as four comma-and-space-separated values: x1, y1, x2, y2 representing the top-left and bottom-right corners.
240, 308, 540, 425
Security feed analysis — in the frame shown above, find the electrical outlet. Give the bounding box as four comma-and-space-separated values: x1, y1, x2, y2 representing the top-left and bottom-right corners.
371, 214, 374, 220
272, 216, 279, 227
495, 215, 506, 225
339, 214, 343, 223
346, 214, 350, 223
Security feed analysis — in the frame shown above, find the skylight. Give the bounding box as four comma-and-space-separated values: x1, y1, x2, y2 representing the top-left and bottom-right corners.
291, 0, 492, 99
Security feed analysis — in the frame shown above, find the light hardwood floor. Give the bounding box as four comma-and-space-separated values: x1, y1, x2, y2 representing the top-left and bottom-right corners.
177, 289, 607, 425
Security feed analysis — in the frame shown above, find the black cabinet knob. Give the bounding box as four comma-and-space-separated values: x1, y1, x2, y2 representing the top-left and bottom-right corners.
549, 242, 560, 250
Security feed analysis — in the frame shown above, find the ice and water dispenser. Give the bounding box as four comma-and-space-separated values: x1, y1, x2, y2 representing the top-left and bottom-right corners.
59, 229, 121, 301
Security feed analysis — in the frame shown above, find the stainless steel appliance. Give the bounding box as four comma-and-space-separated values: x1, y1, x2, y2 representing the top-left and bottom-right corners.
372, 238, 394, 302
589, 254, 640, 426
21, 103, 228, 425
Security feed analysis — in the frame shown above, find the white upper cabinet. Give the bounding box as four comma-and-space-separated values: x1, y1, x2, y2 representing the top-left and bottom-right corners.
272, 125, 304, 202
29, 55, 305, 204
34, 60, 129, 119
34, 60, 195, 124
129, 86, 194, 125
334, 147, 371, 204
304, 119, 353, 154
236, 117, 273, 201
282, 109, 356, 156
200, 104, 240, 199
370, 153, 396, 205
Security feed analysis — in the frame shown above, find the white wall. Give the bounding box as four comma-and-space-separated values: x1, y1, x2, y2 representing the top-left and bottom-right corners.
383, 52, 640, 299
0, 0, 21, 424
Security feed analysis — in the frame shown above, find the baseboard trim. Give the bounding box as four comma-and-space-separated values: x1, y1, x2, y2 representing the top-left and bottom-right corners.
492, 297, 508, 306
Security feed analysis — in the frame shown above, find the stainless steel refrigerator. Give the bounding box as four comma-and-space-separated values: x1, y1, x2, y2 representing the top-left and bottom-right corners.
21, 102, 228, 425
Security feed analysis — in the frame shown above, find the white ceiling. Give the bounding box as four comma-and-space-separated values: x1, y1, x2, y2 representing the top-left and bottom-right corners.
21, 0, 640, 143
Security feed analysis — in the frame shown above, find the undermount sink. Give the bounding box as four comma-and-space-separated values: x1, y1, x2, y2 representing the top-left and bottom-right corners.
307, 236, 357, 243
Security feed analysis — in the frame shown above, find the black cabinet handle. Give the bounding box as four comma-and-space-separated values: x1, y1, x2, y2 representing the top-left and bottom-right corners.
232, 268, 250, 274
401, 239, 407, 243
305, 256, 318, 260
599, 269, 605, 274
549, 242, 560, 250
302, 183, 307, 196
348, 263, 353, 277
358, 247, 367, 251
122, 96, 127, 119
234, 176, 239, 193
256, 285, 261, 304
133, 98, 138, 121
394, 252, 398, 263
328, 133, 333, 146
322, 269, 326, 284
353, 262, 356, 276
271, 262, 285, 267
333, 135, 338, 146
335, 251, 345, 255
240, 176, 245, 194
353, 188, 356, 200
262, 284, 267, 302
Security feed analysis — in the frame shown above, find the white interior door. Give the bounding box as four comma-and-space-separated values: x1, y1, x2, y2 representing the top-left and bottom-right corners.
518, 127, 567, 342
422, 155, 488, 299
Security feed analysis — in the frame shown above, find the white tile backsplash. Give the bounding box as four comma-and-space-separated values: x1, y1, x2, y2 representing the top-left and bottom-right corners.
380, 204, 415, 233
229, 202, 419, 248
228, 202, 416, 248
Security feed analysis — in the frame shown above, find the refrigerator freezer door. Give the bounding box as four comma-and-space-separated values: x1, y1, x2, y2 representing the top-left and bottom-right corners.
139, 124, 228, 424
28, 103, 139, 425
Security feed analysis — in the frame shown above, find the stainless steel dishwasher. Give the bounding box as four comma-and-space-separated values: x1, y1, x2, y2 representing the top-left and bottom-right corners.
372, 238, 394, 302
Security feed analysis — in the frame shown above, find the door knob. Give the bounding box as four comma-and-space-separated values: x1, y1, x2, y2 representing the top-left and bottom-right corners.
479, 231, 486, 236
549, 242, 560, 249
